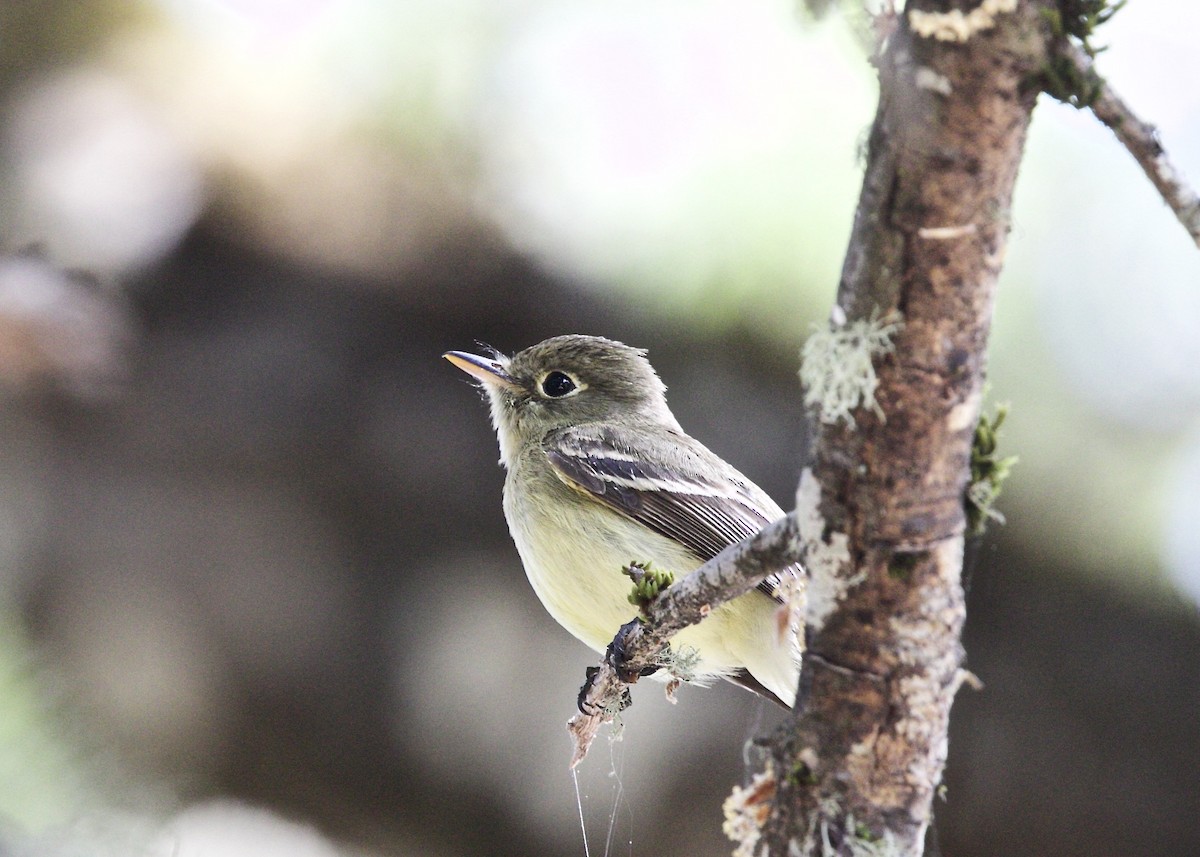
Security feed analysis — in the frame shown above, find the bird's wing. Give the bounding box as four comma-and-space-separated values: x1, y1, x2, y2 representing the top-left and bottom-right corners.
544, 425, 797, 603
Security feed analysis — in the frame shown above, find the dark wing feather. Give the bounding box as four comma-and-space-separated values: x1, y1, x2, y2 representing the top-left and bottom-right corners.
544, 426, 795, 602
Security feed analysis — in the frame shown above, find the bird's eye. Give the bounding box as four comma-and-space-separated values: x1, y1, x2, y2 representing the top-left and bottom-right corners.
540, 371, 577, 398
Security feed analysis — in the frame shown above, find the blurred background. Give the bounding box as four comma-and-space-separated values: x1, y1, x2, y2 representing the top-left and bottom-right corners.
1, 0, 1198, 855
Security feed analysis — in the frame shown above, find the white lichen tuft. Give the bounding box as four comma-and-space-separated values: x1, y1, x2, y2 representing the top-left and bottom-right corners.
657, 644, 703, 704
660, 644, 701, 683
909, 0, 1018, 42
795, 469, 855, 632
800, 309, 902, 427
722, 767, 777, 857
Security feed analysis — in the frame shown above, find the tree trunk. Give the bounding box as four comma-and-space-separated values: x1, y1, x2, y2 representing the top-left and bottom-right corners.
758, 2, 1051, 853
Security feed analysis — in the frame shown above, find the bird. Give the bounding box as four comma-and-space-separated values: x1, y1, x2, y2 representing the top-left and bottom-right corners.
444, 334, 802, 707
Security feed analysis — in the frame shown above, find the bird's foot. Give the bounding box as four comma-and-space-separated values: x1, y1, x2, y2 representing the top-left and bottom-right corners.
577, 666, 633, 715
576, 618, 663, 715
607, 617, 661, 682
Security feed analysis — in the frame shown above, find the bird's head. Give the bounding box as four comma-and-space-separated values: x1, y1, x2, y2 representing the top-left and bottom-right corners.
444, 335, 677, 465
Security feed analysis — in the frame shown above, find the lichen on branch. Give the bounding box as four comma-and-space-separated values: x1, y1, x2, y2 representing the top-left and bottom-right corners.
799, 308, 902, 427
756, 1, 1052, 853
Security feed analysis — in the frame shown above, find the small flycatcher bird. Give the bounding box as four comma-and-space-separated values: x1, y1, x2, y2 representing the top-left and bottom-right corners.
444, 335, 801, 707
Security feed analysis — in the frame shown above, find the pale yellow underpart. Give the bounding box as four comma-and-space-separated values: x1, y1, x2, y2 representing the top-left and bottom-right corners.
504, 465, 800, 707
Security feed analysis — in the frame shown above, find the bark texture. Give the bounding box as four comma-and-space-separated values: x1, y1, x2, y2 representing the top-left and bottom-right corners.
758, 3, 1050, 854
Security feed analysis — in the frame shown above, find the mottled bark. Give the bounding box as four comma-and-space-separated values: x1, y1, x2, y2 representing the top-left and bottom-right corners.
757, 3, 1050, 854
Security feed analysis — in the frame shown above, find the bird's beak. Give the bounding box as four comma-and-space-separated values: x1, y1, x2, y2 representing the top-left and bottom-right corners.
443, 350, 522, 391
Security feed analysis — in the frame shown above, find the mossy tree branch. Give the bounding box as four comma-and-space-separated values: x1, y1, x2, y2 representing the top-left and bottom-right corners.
574, 0, 1190, 852
753, 2, 1052, 854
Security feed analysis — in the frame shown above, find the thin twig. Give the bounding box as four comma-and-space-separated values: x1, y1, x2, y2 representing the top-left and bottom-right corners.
1066, 42, 1200, 249
567, 513, 803, 768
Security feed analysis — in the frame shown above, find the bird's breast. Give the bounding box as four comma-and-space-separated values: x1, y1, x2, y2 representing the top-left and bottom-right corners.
502, 461, 700, 653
